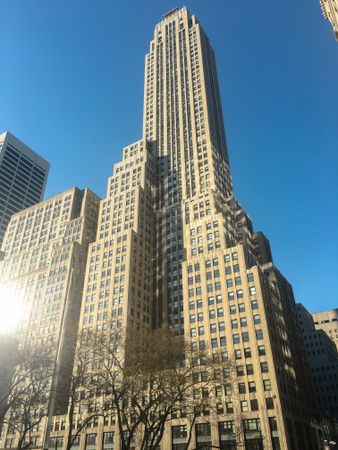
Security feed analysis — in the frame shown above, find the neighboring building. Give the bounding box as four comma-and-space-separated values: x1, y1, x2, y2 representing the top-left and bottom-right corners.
0, 187, 100, 448
320, 0, 338, 40
312, 309, 338, 351
0, 131, 50, 248
297, 304, 338, 419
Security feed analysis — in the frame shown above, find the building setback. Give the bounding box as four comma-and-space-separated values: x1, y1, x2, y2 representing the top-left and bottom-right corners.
0, 131, 50, 248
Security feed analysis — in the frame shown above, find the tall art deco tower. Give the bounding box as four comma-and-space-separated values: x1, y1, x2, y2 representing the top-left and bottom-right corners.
74, 7, 323, 449
0, 7, 328, 450
143, 8, 232, 331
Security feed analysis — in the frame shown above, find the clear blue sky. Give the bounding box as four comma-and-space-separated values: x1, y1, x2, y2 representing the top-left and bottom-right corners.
0, 0, 337, 312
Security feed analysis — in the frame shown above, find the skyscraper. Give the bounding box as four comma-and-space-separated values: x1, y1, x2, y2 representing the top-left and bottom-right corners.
0, 131, 50, 248
0, 7, 331, 450
320, 0, 338, 40
74, 8, 324, 449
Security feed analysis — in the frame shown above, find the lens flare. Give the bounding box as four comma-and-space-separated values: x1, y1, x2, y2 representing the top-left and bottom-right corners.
0, 283, 25, 334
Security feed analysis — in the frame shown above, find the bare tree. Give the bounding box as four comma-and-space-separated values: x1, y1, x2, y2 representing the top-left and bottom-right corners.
0, 335, 21, 425
63, 331, 105, 450
2, 344, 54, 450
92, 326, 234, 450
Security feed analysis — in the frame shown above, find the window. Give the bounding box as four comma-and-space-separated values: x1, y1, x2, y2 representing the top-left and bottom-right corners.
237, 365, 244, 376
263, 379, 272, 391
242, 332, 249, 342
85, 434, 97, 450
244, 348, 252, 358
256, 329, 263, 340
172, 425, 187, 450
240, 317, 247, 327
235, 276, 242, 285
190, 314, 196, 323
253, 314, 261, 324
233, 334, 240, 344
198, 326, 205, 336
268, 417, 280, 450
238, 382, 246, 394
249, 286, 256, 295
219, 322, 225, 332
251, 300, 258, 310
258, 345, 266, 356
266, 397, 274, 409
239, 303, 245, 312
230, 305, 236, 314
249, 381, 256, 393
246, 364, 254, 375
235, 349, 242, 360
250, 399, 259, 411
226, 402, 234, 413
231, 319, 238, 329
196, 423, 211, 447
224, 254, 230, 263
210, 324, 217, 333
240, 400, 249, 412
49, 438, 64, 450
261, 362, 269, 373
220, 336, 227, 347
103, 432, 114, 450
225, 384, 232, 395
247, 273, 254, 282
243, 419, 262, 448
211, 338, 218, 348
217, 403, 224, 415
237, 289, 243, 298
228, 292, 234, 300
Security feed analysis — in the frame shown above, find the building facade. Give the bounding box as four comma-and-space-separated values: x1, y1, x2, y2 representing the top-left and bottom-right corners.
312, 309, 338, 351
0, 7, 330, 450
0, 187, 100, 448
298, 304, 338, 419
320, 0, 338, 40
0, 131, 50, 248
48, 8, 322, 450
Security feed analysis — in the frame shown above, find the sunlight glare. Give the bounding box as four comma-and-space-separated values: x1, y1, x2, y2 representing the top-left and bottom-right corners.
0, 283, 24, 334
